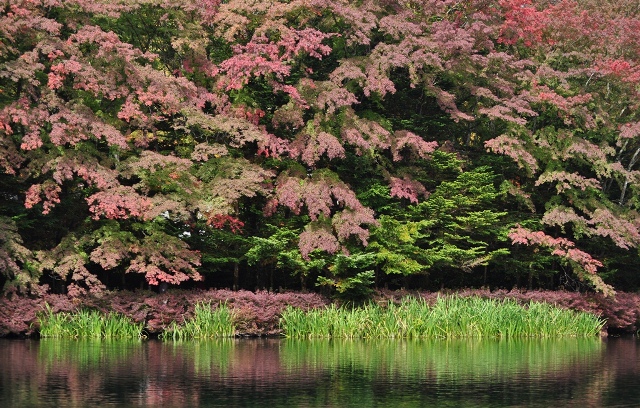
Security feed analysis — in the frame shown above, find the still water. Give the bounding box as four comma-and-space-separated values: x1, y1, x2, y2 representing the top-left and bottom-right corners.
1, 337, 639, 407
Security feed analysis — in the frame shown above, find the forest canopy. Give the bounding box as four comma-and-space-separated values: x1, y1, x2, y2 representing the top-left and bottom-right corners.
1, 0, 640, 298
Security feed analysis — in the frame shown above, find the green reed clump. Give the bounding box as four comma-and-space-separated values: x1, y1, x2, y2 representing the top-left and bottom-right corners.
280, 296, 605, 339
162, 302, 235, 340
38, 304, 144, 339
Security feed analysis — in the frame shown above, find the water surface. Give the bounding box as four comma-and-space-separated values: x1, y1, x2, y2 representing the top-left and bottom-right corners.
1, 337, 639, 407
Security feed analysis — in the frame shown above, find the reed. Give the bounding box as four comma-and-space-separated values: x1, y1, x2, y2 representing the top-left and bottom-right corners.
38, 304, 144, 339
161, 302, 235, 340
280, 296, 605, 339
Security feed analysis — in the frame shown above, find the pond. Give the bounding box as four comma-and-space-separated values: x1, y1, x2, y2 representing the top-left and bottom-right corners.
1, 336, 639, 407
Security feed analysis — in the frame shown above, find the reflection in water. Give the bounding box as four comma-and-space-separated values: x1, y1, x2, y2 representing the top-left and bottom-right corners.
0, 337, 639, 407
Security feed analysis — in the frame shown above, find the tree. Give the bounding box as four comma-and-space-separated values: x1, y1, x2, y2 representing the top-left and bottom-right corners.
0, 0, 266, 293
2, 0, 640, 297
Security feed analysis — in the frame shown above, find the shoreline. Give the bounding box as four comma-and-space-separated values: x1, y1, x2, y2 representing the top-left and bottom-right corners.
1, 288, 638, 338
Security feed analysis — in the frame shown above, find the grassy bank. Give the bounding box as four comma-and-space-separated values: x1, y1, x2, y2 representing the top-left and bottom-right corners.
161, 302, 235, 340
7, 289, 635, 339
38, 305, 143, 339
280, 296, 605, 339
38, 302, 236, 340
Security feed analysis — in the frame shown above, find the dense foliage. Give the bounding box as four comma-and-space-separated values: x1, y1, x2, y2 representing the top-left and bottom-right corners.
1, 0, 640, 298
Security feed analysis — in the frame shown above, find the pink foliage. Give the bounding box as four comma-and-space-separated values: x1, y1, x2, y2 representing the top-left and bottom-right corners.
127, 233, 202, 286
535, 171, 600, 193
302, 182, 333, 220
392, 130, 438, 161
363, 65, 397, 97
562, 139, 613, 169
389, 176, 428, 203
257, 133, 290, 159
430, 86, 475, 122
430, 19, 476, 57
511, 225, 579, 252
24, 182, 61, 215
541, 206, 585, 229
596, 58, 640, 84
89, 238, 129, 270
341, 128, 371, 154
312, 0, 377, 46
69, 25, 153, 63
478, 105, 528, 125
315, 131, 346, 161
509, 225, 611, 295
218, 28, 331, 91
299, 225, 341, 260
485, 134, 539, 174
332, 208, 377, 245
587, 208, 640, 249
339, 109, 392, 154
41, 247, 107, 297
272, 169, 367, 215
329, 60, 367, 88
191, 143, 228, 161
329, 182, 365, 211
378, 11, 423, 40
541, 206, 640, 252
270, 176, 305, 216
43, 154, 119, 190
315, 86, 360, 115
270, 173, 373, 232
290, 129, 346, 166
127, 150, 192, 173
118, 98, 146, 122
87, 187, 152, 220
619, 122, 640, 140
24, 184, 43, 210
498, 0, 551, 47
128, 262, 193, 286
206, 214, 245, 233
192, 0, 221, 25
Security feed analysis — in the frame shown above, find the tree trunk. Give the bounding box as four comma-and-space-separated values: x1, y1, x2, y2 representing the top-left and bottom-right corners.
233, 263, 239, 291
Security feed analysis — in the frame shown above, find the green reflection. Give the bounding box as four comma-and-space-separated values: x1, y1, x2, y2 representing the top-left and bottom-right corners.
34, 337, 604, 380
1, 337, 612, 408
280, 337, 603, 380
38, 339, 142, 369
279, 338, 606, 407
165, 339, 235, 374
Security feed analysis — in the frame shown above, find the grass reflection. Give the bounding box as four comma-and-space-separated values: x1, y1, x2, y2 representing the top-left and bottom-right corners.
37, 338, 142, 369
33, 336, 603, 382
280, 337, 603, 380
165, 339, 235, 374
0, 337, 613, 408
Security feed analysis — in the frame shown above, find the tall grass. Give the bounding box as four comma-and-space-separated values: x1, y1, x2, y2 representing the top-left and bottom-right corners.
280, 296, 605, 339
38, 304, 144, 339
161, 302, 235, 340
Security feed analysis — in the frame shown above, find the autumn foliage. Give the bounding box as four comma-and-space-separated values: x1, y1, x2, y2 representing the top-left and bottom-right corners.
1, 0, 640, 298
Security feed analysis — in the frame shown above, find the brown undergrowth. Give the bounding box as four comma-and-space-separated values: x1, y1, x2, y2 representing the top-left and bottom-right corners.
1, 289, 638, 338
